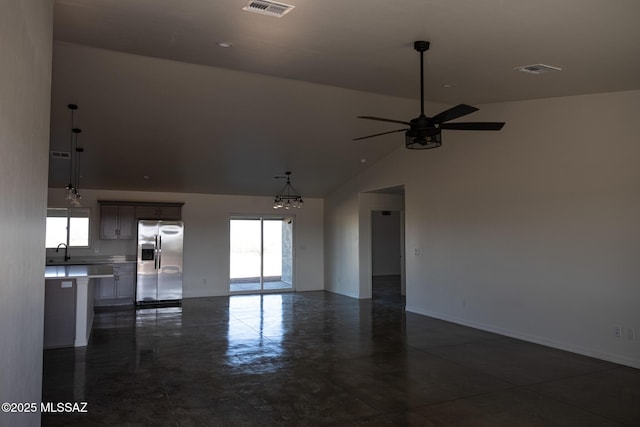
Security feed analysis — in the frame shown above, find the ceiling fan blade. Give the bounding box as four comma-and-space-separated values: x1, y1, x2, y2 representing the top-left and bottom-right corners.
353, 128, 408, 141
432, 104, 479, 124
440, 122, 505, 131
357, 116, 411, 126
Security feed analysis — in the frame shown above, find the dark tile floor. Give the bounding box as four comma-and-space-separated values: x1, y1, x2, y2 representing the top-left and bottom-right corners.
42, 276, 640, 426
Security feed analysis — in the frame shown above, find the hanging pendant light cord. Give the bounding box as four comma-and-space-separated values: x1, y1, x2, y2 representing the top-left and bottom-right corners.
68, 105, 76, 186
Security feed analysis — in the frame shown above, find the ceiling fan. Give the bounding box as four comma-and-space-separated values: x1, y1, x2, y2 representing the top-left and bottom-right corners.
354, 41, 505, 149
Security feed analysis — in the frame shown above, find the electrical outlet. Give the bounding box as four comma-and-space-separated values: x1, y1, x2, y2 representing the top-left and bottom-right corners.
614, 325, 622, 338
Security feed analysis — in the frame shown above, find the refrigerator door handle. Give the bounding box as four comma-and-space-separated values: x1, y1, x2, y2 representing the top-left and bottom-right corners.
158, 235, 162, 269
154, 235, 159, 270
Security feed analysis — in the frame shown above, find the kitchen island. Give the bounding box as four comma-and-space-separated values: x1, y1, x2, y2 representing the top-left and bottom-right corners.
44, 264, 114, 348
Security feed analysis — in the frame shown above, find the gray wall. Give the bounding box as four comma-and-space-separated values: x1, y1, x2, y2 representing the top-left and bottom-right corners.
0, 1, 53, 425
325, 90, 640, 369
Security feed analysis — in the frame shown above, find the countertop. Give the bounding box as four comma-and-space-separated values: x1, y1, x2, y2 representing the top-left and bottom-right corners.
46, 255, 136, 266
45, 264, 114, 279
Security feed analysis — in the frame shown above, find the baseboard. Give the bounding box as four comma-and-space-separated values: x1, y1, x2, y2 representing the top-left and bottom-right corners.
325, 288, 359, 299
405, 305, 640, 370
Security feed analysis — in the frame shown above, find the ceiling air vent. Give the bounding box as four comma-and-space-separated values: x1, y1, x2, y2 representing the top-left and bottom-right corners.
50, 151, 71, 159
242, 0, 295, 18
514, 64, 562, 75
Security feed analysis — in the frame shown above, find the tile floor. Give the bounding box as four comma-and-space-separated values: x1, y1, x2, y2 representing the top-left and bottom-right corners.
42, 276, 640, 426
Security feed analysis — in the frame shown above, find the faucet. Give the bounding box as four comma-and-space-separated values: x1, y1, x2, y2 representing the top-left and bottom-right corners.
56, 243, 70, 261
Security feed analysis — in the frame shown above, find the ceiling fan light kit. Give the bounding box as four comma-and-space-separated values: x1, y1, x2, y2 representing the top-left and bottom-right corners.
406, 131, 441, 150
355, 41, 505, 149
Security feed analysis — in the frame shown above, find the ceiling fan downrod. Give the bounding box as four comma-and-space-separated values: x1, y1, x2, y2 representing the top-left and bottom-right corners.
414, 41, 430, 117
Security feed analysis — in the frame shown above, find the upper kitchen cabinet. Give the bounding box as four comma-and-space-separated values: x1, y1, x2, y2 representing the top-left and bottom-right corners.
99, 201, 184, 240
135, 203, 183, 221
99, 203, 135, 240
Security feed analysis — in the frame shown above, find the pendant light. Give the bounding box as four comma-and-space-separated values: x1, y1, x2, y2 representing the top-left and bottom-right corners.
273, 171, 303, 209
71, 131, 83, 207
64, 103, 85, 206
64, 104, 78, 201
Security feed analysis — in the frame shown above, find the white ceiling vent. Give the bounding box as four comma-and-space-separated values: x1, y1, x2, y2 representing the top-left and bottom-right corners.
242, 0, 295, 18
50, 151, 71, 159
514, 64, 562, 75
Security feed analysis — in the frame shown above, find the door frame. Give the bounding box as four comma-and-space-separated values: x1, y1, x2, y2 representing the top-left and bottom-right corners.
358, 188, 406, 299
228, 214, 296, 294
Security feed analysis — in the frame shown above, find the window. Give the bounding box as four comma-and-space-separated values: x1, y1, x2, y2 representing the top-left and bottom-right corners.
45, 208, 90, 248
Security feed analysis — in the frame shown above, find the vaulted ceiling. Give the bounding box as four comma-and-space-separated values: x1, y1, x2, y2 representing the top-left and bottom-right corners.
49, 0, 640, 197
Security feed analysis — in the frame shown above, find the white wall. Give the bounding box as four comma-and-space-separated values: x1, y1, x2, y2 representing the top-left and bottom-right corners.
325, 90, 640, 368
48, 188, 324, 296
0, 1, 53, 426
324, 185, 360, 298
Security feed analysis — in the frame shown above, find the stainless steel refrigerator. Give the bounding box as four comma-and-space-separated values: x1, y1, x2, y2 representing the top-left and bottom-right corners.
136, 220, 184, 304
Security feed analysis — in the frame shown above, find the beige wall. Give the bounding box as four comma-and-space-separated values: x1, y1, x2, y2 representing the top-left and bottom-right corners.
0, 1, 53, 425
325, 90, 640, 368
48, 188, 324, 296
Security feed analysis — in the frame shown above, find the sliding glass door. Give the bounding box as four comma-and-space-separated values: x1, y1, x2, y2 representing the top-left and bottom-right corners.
229, 216, 294, 293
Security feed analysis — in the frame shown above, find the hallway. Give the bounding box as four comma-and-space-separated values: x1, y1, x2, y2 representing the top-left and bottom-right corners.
42, 278, 640, 425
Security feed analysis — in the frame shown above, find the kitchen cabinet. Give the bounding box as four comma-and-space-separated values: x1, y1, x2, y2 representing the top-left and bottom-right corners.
99, 201, 183, 227
94, 264, 135, 306
116, 266, 135, 299
99, 200, 182, 244
96, 277, 116, 299
44, 279, 77, 348
135, 204, 182, 220
100, 204, 135, 240
45, 264, 114, 347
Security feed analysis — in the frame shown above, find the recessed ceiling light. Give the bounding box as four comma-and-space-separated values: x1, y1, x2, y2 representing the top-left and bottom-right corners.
360, 158, 367, 163
442, 83, 456, 88
143, 175, 150, 179
217, 42, 233, 48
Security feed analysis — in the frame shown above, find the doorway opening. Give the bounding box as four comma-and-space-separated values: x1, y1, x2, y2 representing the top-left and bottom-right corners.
229, 216, 294, 293
362, 184, 406, 301
371, 209, 404, 301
